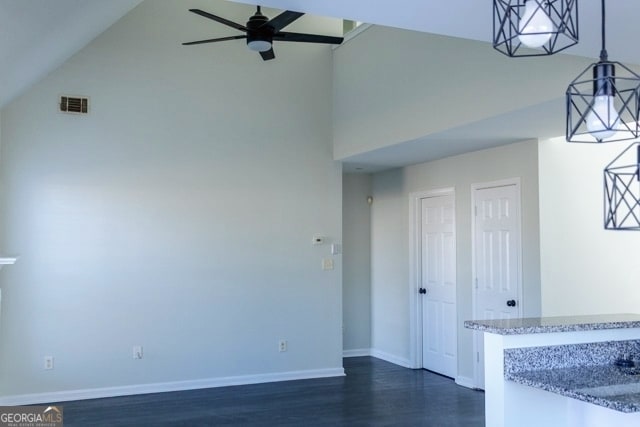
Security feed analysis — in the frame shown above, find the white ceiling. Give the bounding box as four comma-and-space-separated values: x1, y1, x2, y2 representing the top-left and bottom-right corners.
232, 0, 640, 172
2, 0, 639, 172
229, 0, 640, 66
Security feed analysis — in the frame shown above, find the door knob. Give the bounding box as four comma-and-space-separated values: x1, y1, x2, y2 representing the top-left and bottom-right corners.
506, 299, 517, 307
419, 288, 427, 295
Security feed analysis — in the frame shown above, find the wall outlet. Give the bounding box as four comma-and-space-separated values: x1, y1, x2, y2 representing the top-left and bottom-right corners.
279, 340, 287, 352
44, 356, 54, 370
133, 345, 143, 360
322, 258, 334, 270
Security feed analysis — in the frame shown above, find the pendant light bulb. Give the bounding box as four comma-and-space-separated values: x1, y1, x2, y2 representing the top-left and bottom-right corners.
518, 1, 554, 48
586, 95, 619, 140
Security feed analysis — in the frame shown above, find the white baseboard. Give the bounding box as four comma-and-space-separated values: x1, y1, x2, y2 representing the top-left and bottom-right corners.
344, 348, 415, 369
369, 348, 412, 369
342, 348, 372, 358
0, 367, 345, 406
455, 375, 477, 390
345, 350, 474, 388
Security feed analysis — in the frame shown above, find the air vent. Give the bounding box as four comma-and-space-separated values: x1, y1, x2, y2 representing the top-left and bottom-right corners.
59, 96, 89, 114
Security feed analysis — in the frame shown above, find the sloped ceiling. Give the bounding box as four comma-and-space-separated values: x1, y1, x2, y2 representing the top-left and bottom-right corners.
2, 0, 639, 171
229, 0, 640, 66
6, 0, 640, 111
228, 0, 640, 171
0, 0, 142, 108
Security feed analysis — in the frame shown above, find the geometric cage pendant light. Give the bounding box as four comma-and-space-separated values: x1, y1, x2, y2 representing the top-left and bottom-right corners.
566, 0, 640, 143
493, 0, 579, 57
604, 143, 640, 230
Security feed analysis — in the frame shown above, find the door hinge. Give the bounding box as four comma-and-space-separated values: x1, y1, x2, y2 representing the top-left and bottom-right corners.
477, 352, 480, 363
475, 278, 478, 289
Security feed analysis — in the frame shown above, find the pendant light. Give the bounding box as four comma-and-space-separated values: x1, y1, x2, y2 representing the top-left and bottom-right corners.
493, 0, 578, 57
566, 0, 640, 143
604, 143, 640, 230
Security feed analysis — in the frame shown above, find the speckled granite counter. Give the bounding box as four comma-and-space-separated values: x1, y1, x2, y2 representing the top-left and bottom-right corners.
465, 314, 640, 426
504, 339, 640, 413
507, 365, 640, 413
464, 313, 640, 335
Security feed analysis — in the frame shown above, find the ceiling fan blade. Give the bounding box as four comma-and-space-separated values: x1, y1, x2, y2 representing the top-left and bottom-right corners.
188, 9, 247, 32
264, 10, 304, 32
182, 35, 247, 46
273, 32, 344, 45
260, 48, 276, 61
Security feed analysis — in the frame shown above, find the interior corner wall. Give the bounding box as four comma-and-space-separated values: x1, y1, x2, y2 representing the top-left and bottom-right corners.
0, 0, 343, 399
342, 173, 372, 353
539, 138, 640, 316
371, 140, 541, 379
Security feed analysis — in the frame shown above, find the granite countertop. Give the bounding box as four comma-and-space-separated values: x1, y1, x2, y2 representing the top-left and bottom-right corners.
507, 365, 640, 413
464, 314, 640, 335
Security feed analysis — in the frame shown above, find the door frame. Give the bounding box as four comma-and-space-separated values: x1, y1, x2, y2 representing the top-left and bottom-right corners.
471, 177, 523, 388
408, 187, 456, 371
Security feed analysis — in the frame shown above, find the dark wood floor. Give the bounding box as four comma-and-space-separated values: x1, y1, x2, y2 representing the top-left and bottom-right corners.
53, 357, 484, 426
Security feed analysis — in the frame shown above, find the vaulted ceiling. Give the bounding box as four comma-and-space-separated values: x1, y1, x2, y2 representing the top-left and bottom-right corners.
4, 0, 640, 110
0, 0, 142, 108
2, 0, 639, 171
228, 0, 640, 65
231, 0, 640, 171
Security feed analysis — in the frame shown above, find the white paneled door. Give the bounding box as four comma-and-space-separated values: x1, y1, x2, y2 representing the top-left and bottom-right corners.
473, 182, 522, 389
420, 193, 457, 378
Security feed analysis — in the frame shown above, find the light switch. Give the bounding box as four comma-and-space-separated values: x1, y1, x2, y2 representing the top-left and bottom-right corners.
331, 244, 342, 255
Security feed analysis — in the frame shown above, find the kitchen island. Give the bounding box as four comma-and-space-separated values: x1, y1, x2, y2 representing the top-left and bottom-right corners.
465, 314, 640, 427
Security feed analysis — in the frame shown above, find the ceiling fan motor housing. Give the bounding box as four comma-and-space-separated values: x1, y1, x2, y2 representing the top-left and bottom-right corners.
246, 12, 272, 52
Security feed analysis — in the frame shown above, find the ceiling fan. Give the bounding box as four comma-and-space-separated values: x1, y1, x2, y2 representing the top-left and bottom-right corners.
183, 6, 344, 61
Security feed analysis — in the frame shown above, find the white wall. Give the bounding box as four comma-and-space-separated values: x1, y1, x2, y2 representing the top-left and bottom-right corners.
539, 138, 640, 315
332, 25, 592, 160
342, 173, 372, 353
0, 0, 344, 399
371, 140, 541, 379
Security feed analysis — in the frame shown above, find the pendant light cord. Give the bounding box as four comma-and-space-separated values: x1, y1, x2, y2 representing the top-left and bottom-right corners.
600, 0, 608, 61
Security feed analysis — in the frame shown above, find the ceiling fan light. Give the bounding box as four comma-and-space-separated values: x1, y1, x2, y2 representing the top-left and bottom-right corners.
247, 39, 272, 52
